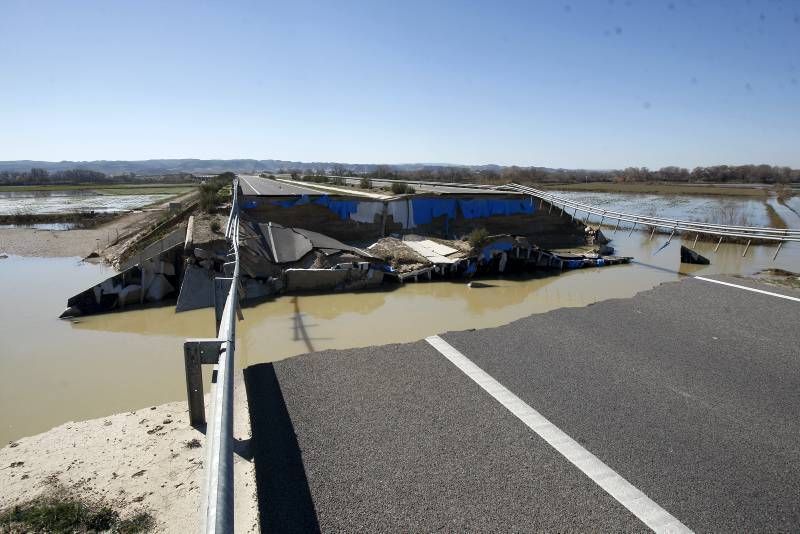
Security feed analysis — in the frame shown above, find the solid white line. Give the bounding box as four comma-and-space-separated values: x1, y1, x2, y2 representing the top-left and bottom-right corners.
239, 174, 261, 196
693, 276, 800, 303
425, 335, 692, 534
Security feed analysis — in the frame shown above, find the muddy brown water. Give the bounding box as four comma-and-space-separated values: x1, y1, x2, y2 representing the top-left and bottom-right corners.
1, 232, 798, 445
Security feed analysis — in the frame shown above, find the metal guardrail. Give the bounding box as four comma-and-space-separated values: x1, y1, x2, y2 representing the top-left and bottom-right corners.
502, 183, 799, 259
183, 178, 240, 533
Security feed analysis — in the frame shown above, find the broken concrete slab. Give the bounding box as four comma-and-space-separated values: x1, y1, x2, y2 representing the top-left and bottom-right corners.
284, 267, 384, 293
680, 245, 711, 265
285, 268, 350, 292
175, 265, 216, 312
403, 239, 462, 264
263, 223, 314, 263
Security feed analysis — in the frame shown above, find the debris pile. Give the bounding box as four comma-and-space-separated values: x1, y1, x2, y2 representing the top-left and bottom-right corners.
237, 219, 386, 295
60, 219, 633, 318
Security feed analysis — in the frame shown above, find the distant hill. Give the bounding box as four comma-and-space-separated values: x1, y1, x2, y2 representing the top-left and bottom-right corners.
0, 159, 553, 175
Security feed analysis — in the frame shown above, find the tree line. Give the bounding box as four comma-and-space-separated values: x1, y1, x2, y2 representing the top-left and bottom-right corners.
0, 168, 198, 186
277, 163, 799, 185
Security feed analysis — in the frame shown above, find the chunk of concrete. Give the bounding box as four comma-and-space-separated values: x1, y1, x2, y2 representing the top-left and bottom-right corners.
176, 264, 216, 312
146, 274, 175, 302
680, 245, 710, 265
285, 268, 349, 292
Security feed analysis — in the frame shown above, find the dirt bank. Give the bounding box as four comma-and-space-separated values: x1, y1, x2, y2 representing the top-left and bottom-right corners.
0, 191, 197, 259
0, 382, 257, 533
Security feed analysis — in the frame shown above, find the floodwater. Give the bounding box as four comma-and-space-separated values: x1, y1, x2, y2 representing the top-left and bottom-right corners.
549, 189, 781, 228
1, 229, 798, 445
0, 190, 169, 215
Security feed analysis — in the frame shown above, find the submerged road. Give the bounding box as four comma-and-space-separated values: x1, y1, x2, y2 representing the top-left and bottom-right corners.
244, 275, 800, 532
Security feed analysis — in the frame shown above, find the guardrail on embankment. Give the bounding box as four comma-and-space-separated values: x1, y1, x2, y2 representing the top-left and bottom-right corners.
501, 183, 800, 260
183, 178, 240, 533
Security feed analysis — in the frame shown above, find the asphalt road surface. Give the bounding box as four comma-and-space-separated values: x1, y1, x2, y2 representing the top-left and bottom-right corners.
245, 275, 800, 532
238, 174, 326, 196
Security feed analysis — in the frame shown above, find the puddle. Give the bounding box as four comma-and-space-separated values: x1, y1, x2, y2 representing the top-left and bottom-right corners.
1, 230, 798, 445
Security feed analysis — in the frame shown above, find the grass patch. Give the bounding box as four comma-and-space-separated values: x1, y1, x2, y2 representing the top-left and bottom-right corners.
0, 494, 153, 533
539, 181, 769, 198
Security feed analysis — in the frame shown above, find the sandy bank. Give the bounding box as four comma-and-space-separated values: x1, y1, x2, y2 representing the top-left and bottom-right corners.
0, 379, 257, 533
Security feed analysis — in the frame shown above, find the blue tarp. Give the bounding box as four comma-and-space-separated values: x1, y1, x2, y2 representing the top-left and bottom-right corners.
411, 198, 458, 226
269, 195, 535, 225
457, 198, 535, 219
271, 195, 359, 220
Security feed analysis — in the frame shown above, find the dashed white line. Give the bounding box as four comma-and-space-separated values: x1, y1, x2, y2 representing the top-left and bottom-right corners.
693, 276, 800, 303
425, 334, 693, 534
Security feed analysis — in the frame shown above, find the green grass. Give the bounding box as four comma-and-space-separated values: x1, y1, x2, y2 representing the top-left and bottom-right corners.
0, 494, 153, 533
538, 181, 769, 198
0, 183, 196, 195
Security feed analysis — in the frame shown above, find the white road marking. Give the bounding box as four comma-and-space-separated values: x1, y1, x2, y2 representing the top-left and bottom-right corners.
693, 276, 800, 303
425, 334, 692, 534
239, 174, 258, 195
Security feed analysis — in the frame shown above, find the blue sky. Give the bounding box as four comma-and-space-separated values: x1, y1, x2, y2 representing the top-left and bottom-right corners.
1, 0, 798, 168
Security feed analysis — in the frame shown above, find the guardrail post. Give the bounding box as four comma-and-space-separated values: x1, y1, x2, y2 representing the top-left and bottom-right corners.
184, 339, 225, 428
184, 342, 207, 427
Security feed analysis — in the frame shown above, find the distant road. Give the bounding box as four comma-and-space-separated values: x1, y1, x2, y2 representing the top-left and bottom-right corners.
342, 176, 506, 194
245, 275, 800, 532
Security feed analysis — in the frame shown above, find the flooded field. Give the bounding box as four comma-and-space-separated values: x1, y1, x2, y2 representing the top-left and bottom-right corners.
1, 228, 798, 445
0, 190, 172, 215
549, 189, 799, 228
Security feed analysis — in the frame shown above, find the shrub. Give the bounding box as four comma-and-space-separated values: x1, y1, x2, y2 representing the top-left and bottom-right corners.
359, 177, 372, 189
301, 175, 329, 184
210, 219, 221, 233
330, 176, 346, 186
391, 182, 415, 194
468, 227, 490, 249
198, 183, 219, 212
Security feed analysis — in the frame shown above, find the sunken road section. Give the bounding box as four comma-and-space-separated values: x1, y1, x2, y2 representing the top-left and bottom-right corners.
244, 275, 800, 532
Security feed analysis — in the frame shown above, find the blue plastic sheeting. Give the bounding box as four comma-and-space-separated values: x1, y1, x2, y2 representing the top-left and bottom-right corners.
243, 200, 258, 209
411, 198, 458, 226
458, 198, 535, 219
479, 241, 514, 261
566, 259, 583, 269
271, 195, 359, 220
596, 258, 605, 267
